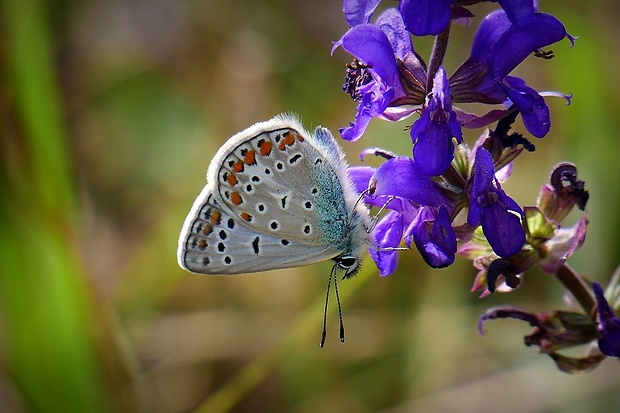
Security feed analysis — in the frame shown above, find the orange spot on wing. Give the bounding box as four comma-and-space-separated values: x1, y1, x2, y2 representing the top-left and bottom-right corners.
258, 140, 272, 156
202, 224, 213, 235
210, 210, 221, 225
230, 192, 243, 206
279, 131, 296, 150
198, 239, 207, 250
240, 212, 252, 222
226, 173, 238, 186
296, 132, 304, 142
284, 131, 296, 146
232, 160, 244, 172
244, 150, 256, 165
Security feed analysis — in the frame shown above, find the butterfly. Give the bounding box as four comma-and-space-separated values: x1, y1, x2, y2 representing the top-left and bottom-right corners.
177, 114, 372, 346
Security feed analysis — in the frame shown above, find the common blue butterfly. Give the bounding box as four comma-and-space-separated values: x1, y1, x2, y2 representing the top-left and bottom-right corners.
177, 114, 372, 345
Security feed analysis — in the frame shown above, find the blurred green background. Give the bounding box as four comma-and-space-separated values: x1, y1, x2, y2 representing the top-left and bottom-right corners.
1, 0, 619, 412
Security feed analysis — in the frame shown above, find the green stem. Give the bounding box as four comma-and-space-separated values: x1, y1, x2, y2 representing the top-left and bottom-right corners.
556, 264, 595, 319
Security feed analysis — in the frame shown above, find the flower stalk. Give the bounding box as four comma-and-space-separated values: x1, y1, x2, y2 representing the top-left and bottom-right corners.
556, 264, 595, 319
426, 25, 451, 92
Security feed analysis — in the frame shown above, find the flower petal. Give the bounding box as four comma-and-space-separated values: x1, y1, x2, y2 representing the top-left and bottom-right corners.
488, 12, 568, 80
375, 8, 414, 60
503, 76, 550, 137
593, 282, 620, 357
370, 157, 446, 206
497, 0, 536, 24
370, 210, 405, 276
335, 24, 398, 83
343, 0, 382, 27
405, 206, 456, 268
347, 166, 375, 194
411, 119, 456, 176
480, 201, 525, 257
469, 147, 495, 198
470, 10, 511, 63
339, 105, 375, 141
410, 67, 462, 176
400, 0, 454, 36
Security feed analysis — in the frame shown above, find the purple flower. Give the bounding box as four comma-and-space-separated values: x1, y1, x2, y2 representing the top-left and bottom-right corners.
450, 6, 572, 137
369, 156, 446, 207
398, 0, 483, 36
350, 155, 453, 273
333, 9, 414, 141
467, 147, 525, 257
348, 162, 416, 276
399, 0, 454, 36
343, 0, 382, 27
370, 202, 418, 276
368, 157, 451, 271
404, 206, 456, 268
593, 282, 620, 357
348, 1, 499, 36
410, 66, 462, 176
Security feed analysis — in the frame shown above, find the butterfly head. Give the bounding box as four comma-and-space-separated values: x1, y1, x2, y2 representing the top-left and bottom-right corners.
334, 254, 362, 279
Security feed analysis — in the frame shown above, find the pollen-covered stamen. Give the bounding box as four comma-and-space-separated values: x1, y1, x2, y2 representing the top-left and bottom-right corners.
343, 59, 373, 102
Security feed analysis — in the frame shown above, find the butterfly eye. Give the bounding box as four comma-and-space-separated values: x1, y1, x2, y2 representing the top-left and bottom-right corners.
337, 256, 357, 270
336, 256, 359, 270
336, 256, 361, 279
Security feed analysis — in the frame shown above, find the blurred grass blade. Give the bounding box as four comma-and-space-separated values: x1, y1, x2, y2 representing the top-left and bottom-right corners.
0, 209, 108, 412
1, 0, 108, 411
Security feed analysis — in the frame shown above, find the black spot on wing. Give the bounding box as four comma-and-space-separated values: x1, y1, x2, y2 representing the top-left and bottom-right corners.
289, 154, 302, 164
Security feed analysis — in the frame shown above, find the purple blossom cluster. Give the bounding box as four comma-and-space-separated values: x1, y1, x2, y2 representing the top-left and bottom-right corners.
333, 0, 620, 372
335, 0, 571, 273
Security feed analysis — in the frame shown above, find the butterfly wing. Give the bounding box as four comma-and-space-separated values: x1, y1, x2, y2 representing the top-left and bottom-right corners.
212, 116, 353, 244
178, 115, 363, 275
178, 189, 338, 274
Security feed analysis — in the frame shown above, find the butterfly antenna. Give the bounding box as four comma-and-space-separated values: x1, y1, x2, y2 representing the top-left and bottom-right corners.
354, 188, 370, 208
347, 188, 370, 228
320, 265, 334, 348
320, 264, 346, 347
367, 196, 409, 253
333, 266, 345, 343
